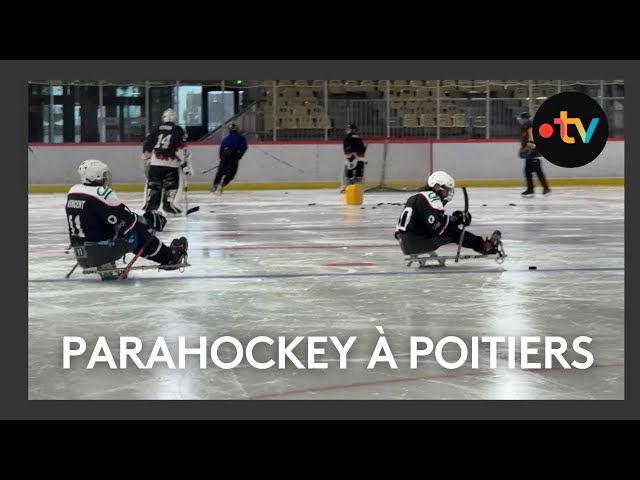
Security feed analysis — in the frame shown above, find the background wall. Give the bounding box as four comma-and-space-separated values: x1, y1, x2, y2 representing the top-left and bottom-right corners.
28, 139, 624, 188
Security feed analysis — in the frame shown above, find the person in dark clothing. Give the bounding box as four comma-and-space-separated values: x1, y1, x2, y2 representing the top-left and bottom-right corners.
141, 108, 194, 214
394, 171, 503, 256
66, 159, 188, 280
340, 123, 367, 192
517, 111, 551, 197
211, 123, 248, 194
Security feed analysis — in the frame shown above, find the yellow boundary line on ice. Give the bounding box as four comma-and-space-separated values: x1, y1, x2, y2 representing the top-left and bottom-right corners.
28, 178, 623, 194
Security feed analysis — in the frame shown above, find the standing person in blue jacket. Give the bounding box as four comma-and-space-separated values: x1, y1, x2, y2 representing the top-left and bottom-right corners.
211, 123, 248, 194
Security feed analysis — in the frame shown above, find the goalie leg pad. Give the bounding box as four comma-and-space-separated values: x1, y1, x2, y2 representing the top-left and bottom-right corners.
161, 168, 184, 214
143, 182, 162, 212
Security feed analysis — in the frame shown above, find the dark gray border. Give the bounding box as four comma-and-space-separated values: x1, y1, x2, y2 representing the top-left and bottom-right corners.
11, 60, 638, 419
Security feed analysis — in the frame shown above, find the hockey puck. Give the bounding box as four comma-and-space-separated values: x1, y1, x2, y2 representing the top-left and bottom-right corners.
529, 266, 537, 270
509, 203, 517, 206
308, 203, 316, 206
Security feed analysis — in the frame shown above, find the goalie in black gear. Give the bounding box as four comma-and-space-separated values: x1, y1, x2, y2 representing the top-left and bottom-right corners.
394, 171, 503, 256
340, 124, 367, 192
141, 108, 194, 214
66, 159, 188, 279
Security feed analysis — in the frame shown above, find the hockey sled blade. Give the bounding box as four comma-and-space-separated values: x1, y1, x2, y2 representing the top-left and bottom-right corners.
82, 261, 191, 276
405, 250, 506, 267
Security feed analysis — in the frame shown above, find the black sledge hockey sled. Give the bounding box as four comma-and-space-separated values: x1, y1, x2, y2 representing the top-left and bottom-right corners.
65, 243, 190, 281
403, 187, 508, 268
405, 242, 507, 268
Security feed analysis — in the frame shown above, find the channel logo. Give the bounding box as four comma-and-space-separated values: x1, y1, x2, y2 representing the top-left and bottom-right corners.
532, 91, 609, 168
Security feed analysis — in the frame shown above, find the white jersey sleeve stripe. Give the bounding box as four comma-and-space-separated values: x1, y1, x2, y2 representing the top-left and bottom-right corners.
419, 191, 444, 210
68, 184, 123, 208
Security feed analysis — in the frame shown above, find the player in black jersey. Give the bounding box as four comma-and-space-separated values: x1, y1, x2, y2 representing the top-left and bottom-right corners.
340, 124, 367, 192
66, 159, 188, 278
394, 171, 502, 256
517, 111, 550, 197
141, 108, 194, 214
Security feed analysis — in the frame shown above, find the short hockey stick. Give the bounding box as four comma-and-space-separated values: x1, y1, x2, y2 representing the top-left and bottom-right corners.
455, 187, 469, 263
202, 164, 219, 174
118, 231, 157, 280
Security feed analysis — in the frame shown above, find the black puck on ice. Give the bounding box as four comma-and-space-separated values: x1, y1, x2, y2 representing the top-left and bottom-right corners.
529, 266, 537, 270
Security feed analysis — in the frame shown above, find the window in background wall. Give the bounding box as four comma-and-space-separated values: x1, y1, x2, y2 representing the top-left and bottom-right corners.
207, 90, 242, 131
42, 104, 64, 143
75, 105, 81, 142
103, 85, 146, 142
74, 85, 100, 142
124, 105, 145, 141
175, 86, 203, 127
149, 86, 175, 130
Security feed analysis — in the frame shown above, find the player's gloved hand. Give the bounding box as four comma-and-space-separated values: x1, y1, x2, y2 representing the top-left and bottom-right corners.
452, 210, 472, 226
143, 211, 167, 232
182, 163, 193, 176
181, 152, 194, 176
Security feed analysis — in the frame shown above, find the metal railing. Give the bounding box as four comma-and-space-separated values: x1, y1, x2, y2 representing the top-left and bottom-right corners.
27, 80, 625, 143
199, 101, 260, 143
204, 80, 625, 141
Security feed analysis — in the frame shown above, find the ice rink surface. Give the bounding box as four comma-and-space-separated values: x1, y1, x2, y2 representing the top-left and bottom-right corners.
28, 186, 624, 400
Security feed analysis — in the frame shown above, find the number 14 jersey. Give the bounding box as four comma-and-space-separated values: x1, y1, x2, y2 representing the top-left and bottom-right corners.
142, 123, 188, 169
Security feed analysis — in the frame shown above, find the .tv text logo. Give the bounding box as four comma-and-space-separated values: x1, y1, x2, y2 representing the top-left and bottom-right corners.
538, 111, 600, 144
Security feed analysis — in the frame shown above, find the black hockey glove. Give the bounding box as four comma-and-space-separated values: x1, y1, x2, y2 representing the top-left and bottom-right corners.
452, 210, 472, 226
143, 211, 167, 232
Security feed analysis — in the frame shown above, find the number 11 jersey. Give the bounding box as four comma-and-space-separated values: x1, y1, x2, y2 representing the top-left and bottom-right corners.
65, 184, 138, 245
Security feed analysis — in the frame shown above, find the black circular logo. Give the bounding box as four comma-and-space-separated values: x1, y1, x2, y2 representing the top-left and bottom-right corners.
532, 92, 609, 168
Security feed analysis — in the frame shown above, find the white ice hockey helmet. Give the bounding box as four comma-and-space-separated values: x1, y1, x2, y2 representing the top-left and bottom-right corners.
162, 108, 177, 123
78, 159, 111, 186
427, 170, 455, 202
